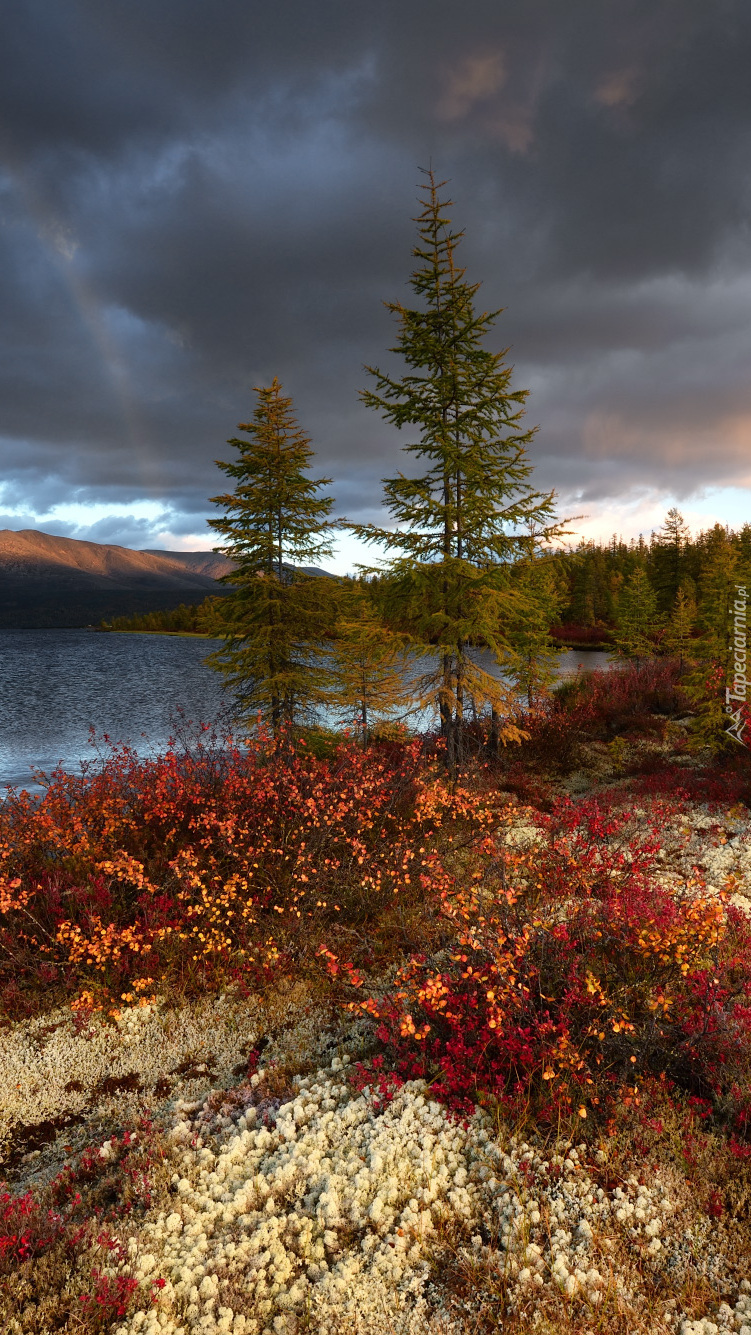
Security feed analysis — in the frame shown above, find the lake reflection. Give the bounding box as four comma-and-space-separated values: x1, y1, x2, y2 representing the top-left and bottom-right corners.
0, 630, 612, 793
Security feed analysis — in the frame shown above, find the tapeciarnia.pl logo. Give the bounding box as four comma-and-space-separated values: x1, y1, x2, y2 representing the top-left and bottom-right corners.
725, 583, 749, 747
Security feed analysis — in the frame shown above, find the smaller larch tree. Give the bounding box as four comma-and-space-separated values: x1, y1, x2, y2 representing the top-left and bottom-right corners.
664, 585, 697, 672
208, 377, 335, 733
327, 581, 415, 745
506, 548, 567, 708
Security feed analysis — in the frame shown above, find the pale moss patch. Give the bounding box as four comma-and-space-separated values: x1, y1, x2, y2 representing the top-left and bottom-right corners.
102, 1061, 751, 1335
0, 993, 263, 1166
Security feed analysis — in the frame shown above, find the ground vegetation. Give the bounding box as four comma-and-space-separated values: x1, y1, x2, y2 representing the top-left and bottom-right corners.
2, 663, 751, 1333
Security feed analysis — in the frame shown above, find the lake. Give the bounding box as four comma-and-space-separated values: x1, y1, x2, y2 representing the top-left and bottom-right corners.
0, 629, 613, 793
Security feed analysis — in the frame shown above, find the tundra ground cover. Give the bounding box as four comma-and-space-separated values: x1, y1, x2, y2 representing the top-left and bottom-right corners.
2, 671, 751, 1333
0, 727, 477, 1018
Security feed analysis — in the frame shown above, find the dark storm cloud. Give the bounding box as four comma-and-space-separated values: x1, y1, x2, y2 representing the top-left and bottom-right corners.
1, 0, 751, 551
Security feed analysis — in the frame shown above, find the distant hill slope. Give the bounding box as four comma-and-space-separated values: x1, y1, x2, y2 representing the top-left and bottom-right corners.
0, 530, 231, 628
0, 531, 335, 628
143, 550, 332, 580
142, 549, 236, 580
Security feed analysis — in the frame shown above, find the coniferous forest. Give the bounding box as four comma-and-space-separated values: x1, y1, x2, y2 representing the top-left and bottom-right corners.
105, 514, 751, 660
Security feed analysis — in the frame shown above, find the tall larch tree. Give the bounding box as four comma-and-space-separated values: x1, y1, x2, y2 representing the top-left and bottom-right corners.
208, 377, 335, 733
353, 170, 564, 770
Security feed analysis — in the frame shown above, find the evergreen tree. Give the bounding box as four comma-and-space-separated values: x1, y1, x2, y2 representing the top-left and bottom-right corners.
695, 526, 740, 652
550, 521, 748, 651
327, 582, 415, 745
651, 507, 689, 612
736, 522, 751, 570
207, 378, 335, 732
605, 568, 624, 627
353, 171, 563, 769
685, 526, 742, 749
664, 586, 696, 671
569, 544, 597, 627
612, 564, 661, 664
506, 554, 566, 708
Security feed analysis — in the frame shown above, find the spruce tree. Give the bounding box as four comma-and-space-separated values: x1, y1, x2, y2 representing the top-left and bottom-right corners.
651, 507, 689, 613
612, 564, 661, 664
570, 544, 598, 627
685, 526, 744, 749
695, 527, 741, 654
736, 522, 751, 570
506, 554, 566, 708
353, 171, 563, 768
207, 378, 335, 732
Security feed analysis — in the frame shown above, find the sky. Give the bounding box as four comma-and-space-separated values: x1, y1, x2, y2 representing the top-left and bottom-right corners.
1, 0, 750, 573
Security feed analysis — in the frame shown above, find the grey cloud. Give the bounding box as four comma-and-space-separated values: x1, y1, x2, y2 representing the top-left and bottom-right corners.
1, 0, 750, 548
66, 514, 176, 548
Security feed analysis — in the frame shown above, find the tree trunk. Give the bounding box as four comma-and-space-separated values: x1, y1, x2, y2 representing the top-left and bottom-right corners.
490, 706, 501, 756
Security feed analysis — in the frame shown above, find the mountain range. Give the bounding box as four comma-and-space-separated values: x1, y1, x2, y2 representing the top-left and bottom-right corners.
0, 530, 236, 628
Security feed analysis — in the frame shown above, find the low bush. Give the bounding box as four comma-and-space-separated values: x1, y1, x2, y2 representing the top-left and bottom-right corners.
3, 704, 751, 1333
631, 755, 751, 807
1, 1112, 168, 1332
501, 659, 692, 777
351, 794, 751, 1129
557, 658, 690, 735
0, 728, 505, 1018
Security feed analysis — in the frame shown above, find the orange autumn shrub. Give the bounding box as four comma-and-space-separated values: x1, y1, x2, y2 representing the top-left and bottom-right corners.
0, 728, 509, 1015
352, 796, 751, 1125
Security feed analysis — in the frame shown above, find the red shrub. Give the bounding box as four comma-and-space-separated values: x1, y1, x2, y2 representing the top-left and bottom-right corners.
0, 1187, 63, 1268
79, 1272, 139, 1320
354, 795, 751, 1124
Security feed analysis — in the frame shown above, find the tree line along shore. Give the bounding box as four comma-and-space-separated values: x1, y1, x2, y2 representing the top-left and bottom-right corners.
96, 174, 748, 761
101, 510, 751, 657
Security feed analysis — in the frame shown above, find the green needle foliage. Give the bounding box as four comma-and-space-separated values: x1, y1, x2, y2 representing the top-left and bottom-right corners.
612, 563, 662, 665
353, 170, 563, 769
664, 586, 697, 671
507, 552, 568, 708
207, 377, 336, 733
652, 507, 690, 613
685, 525, 746, 750
327, 581, 415, 746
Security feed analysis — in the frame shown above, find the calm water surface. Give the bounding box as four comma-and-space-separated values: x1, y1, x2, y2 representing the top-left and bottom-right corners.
0, 630, 612, 794
0, 630, 228, 792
